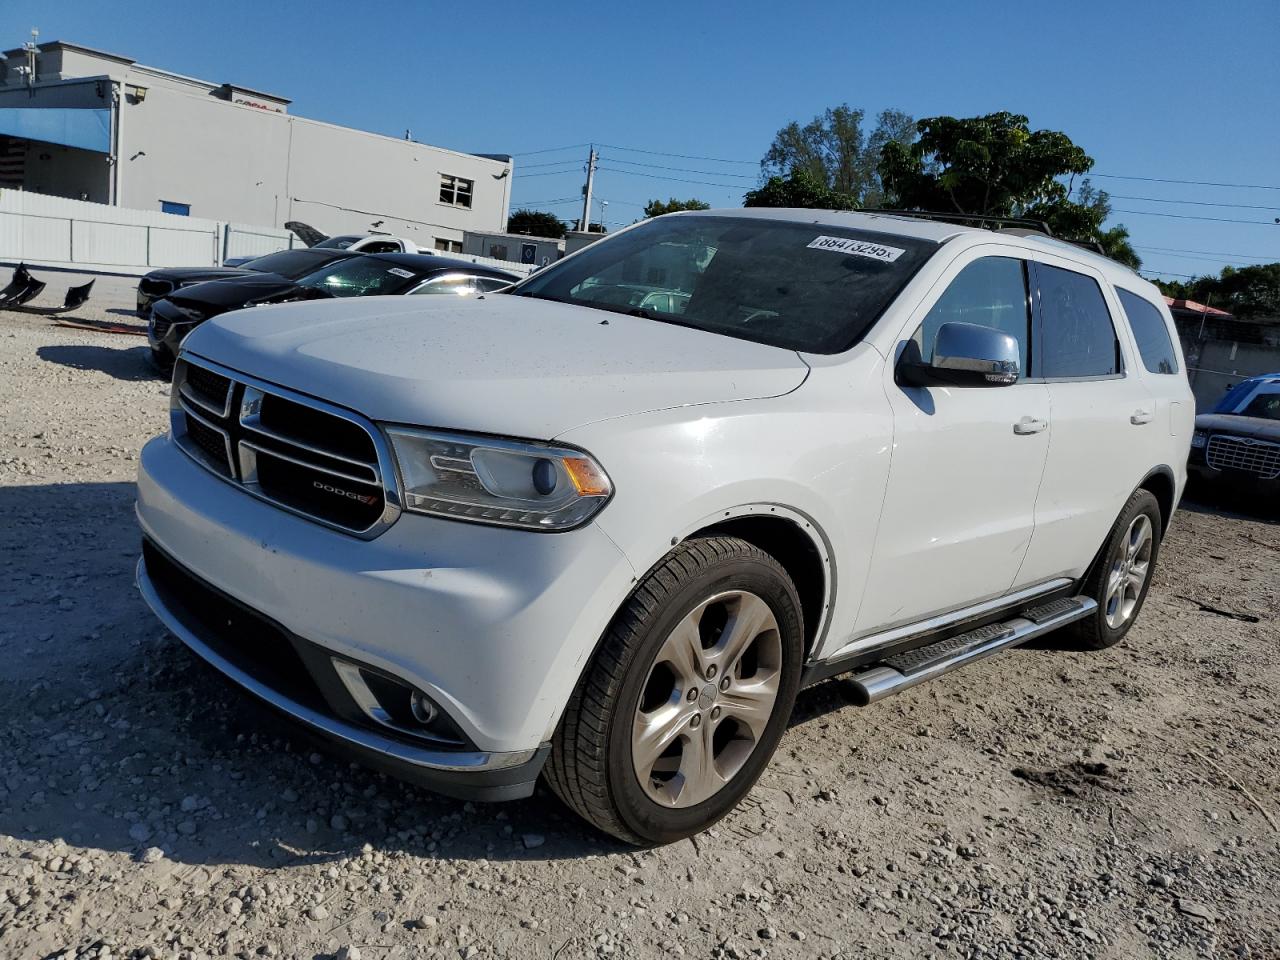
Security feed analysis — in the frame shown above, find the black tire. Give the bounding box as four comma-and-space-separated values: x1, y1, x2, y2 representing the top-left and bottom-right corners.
545, 536, 804, 845
1068, 488, 1162, 650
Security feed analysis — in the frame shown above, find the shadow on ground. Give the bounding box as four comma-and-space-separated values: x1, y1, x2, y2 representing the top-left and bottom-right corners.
36, 343, 161, 382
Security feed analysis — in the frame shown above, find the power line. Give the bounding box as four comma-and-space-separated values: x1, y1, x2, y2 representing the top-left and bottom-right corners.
1109, 194, 1280, 212
1112, 208, 1279, 226
515, 197, 581, 206
600, 156, 760, 182
511, 143, 590, 157
596, 166, 750, 190
597, 142, 757, 165
1095, 173, 1280, 191
1132, 247, 1265, 266
1137, 243, 1280, 261
514, 168, 584, 179
516, 158, 585, 170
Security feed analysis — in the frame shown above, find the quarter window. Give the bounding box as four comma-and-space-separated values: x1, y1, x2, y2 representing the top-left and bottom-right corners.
1034, 264, 1120, 378
412, 274, 477, 296
914, 257, 1030, 372
1116, 288, 1179, 374
439, 175, 474, 208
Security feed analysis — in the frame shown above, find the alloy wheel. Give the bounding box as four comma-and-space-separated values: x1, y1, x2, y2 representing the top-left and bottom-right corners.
631, 591, 782, 808
1104, 514, 1153, 629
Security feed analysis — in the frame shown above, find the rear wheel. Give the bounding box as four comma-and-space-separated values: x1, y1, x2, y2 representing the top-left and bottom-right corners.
546, 537, 803, 845
1069, 489, 1162, 650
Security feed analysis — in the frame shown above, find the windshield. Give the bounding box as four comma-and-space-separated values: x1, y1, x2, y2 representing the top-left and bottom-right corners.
314, 235, 362, 249
243, 249, 344, 280
294, 256, 424, 297
1239, 389, 1280, 421
513, 215, 936, 353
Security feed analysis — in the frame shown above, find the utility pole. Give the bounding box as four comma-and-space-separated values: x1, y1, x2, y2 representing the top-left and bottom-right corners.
580, 146, 597, 232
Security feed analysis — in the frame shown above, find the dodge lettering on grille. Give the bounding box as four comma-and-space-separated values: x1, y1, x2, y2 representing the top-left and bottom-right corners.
312, 480, 379, 505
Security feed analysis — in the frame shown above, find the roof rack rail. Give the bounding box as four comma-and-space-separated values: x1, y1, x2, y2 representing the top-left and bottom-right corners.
859, 209, 1117, 263
858, 208, 1054, 236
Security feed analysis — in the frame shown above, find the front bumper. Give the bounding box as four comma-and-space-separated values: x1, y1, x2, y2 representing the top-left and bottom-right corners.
135, 432, 636, 794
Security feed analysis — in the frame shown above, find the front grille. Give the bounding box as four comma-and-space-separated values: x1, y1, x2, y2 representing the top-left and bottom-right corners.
139, 277, 174, 297
151, 317, 172, 339
1206, 434, 1280, 479
170, 356, 400, 537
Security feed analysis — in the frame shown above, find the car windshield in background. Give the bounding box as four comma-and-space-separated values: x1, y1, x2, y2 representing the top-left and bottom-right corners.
314, 235, 362, 249
242, 249, 345, 280
1240, 389, 1280, 421
294, 257, 424, 298
514, 215, 936, 353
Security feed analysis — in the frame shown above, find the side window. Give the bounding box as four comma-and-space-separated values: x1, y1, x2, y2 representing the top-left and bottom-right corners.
475, 277, 514, 293
360, 241, 399, 254
913, 257, 1030, 372
1034, 264, 1121, 378
1116, 289, 1179, 374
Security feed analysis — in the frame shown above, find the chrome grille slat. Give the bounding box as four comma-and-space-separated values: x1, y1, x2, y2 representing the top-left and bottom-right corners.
1206, 434, 1280, 479
169, 355, 402, 538
240, 439, 382, 488
239, 417, 382, 479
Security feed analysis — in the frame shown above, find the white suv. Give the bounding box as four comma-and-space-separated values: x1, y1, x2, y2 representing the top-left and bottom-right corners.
136, 209, 1193, 844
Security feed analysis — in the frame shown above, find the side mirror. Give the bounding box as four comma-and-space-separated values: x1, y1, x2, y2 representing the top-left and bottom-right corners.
897, 321, 1020, 388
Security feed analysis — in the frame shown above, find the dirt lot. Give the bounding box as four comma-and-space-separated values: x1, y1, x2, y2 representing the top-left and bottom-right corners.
1, 293, 1278, 960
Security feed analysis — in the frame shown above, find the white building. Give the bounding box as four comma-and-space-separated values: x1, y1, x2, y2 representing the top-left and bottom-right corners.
0, 40, 512, 252
463, 230, 564, 268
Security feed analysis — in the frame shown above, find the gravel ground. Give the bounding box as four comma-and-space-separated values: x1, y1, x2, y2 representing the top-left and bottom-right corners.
2, 299, 1278, 960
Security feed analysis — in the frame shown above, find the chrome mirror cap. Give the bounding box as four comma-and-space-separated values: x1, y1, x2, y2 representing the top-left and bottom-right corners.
931, 322, 1020, 385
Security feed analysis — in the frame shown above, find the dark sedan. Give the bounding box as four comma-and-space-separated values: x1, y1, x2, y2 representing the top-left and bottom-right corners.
1188, 372, 1280, 499
135, 247, 360, 317
147, 253, 520, 368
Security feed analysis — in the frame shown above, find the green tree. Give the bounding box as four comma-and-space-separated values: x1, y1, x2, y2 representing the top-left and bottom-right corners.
761, 105, 914, 206
878, 112, 1139, 267
506, 208, 566, 239
1154, 263, 1280, 319
644, 197, 711, 217
1028, 180, 1141, 269
743, 168, 858, 210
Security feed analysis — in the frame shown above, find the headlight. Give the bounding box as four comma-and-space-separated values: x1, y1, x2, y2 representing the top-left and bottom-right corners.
1190, 430, 1208, 448
384, 427, 612, 531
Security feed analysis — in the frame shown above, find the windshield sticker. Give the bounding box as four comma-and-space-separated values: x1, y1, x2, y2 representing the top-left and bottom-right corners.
387, 267, 415, 278
807, 235, 906, 263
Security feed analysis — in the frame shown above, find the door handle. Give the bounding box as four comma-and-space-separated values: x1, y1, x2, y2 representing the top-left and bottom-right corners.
1013, 416, 1048, 435
1130, 409, 1154, 425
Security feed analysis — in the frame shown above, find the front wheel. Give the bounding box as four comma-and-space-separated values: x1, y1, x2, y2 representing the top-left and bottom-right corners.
1069, 488, 1162, 650
546, 537, 803, 845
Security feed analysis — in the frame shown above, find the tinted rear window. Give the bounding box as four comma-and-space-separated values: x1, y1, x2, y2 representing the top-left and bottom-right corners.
1116, 288, 1179, 374
513, 215, 936, 353
1035, 264, 1121, 378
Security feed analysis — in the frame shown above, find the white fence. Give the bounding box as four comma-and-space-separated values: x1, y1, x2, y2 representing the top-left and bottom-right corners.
0, 190, 535, 277
0, 190, 223, 273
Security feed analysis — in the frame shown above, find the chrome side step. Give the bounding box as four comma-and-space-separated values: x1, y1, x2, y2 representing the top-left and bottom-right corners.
845, 595, 1097, 706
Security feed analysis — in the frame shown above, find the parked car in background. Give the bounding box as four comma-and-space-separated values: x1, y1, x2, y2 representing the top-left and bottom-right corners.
1189, 372, 1280, 497
147, 253, 518, 368
135, 209, 1192, 844
222, 234, 425, 268
137, 247, 360, 318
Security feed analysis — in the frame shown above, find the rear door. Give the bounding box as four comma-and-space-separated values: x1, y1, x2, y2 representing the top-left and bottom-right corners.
1015, 259, 1156, 584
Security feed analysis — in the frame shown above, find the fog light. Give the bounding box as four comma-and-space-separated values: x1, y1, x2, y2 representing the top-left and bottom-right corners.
410, 690, 438, 725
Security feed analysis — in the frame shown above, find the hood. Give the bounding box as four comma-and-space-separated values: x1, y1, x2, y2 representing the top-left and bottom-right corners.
1195, 413, 1280, 442
147, 267, 255, 284
169, 275, 299, 314
183, 294, 811, 439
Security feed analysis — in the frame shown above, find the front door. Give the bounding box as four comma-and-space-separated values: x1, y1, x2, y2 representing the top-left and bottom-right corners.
853, 252, 1052, 638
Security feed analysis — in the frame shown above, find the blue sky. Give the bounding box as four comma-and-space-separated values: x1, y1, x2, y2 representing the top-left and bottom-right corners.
5, 0, 1278, 281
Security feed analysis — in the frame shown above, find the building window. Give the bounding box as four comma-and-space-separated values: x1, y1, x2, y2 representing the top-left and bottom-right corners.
434, 238, 463, 254
488, 243, 509, 261
439, 175, 473, 209
160, 200, 190, 216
